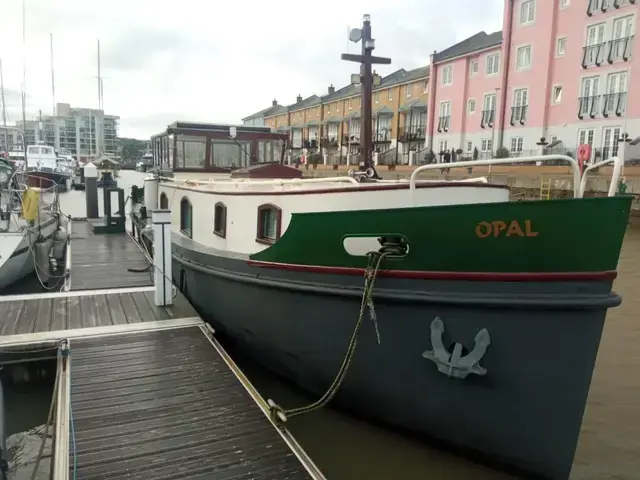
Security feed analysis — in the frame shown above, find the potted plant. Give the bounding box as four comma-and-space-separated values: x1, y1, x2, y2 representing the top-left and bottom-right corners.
473, 147, 479, 160
495, 146, 510, 159
425, 150, 436, 164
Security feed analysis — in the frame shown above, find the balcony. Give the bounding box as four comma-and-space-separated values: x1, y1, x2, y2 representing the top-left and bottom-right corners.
578, 95, 601, 119
582, 43, 607, 68
481, 109, 495, 129
397, 125, 425, 142
509, 106, 528, 126
603, 92, 627, 117
607, 36, 634, 63
374, 129, 392, 143
343, 134, 360, 145
437, 116, 450, 133
320, 136, 339, 148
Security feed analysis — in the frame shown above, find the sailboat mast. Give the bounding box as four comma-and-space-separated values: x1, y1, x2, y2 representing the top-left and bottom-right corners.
97, 39, 102, 155
21, 0, 28, 169
0, 59, 8, 152
50, 33, 55, 116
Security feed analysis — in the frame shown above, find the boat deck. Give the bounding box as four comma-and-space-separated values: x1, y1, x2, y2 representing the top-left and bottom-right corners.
69, 219, 152, 291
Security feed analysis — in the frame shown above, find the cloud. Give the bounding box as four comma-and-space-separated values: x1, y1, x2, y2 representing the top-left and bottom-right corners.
0, 0, 503, 139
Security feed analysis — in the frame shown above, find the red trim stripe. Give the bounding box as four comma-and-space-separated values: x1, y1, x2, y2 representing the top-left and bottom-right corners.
246, 260, 618, 282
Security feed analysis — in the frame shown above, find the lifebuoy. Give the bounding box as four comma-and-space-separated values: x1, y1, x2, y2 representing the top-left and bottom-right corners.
577, 144, 592, 162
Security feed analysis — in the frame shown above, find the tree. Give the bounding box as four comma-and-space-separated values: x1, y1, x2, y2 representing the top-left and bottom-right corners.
119, 137, 147, 164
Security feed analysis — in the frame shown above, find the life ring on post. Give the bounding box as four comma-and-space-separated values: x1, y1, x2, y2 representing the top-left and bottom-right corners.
577, 144, 592, 173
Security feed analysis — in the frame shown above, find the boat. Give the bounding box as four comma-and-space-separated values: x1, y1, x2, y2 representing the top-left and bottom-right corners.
26, 143, 73, 192
95, 155, 119, 188
136, 149, 154, 172
131, 135, 632, 480
0, 155, 62, 290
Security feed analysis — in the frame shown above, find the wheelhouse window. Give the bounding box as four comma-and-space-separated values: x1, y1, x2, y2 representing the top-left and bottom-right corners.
180, 197, 192, 238
213, 202, 227, 238
211, 140, 251, 168
160, 192, 168, 209
175, 135, 206, 169
257, 140, 284, 163
256, 204, 281, 245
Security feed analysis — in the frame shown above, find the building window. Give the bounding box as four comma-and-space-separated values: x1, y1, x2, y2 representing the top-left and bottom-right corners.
256, 204, 282, 245
442, 65, 453, 85
552, 85, 563, 104
213, 202, 227, 238
438, 140, 448, 153
159, 192, 168, 209
468, 99, 476, 114
466, 141, 473, 153
422, 80, 428, 93
348, 98, 353, 109
560, 0, 569, 8
486, 53, 500, 76
470, 59, 479, 75
516, 45, 532, 71
405, 85, 412, 98
556, 37, 567, 56
510, 137, 524, 153
180, 197, 192, 238
520, 0, 535, 25
374, 92, 379, 103
388, 89, 392, 101
481, 139, 493, 152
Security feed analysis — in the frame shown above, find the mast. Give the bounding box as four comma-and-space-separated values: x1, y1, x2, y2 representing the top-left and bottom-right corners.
342, 14, 390, 177
50, 33, 56, 116
0, 59, 7, 152
21, 0, 28, 168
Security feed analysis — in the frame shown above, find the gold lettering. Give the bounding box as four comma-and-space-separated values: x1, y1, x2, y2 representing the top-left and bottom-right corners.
476, 220, 539, 238
475, 221, 492, 238
525, 220, 539, 237
506, 220, 525, 237
491, 221, 507, 237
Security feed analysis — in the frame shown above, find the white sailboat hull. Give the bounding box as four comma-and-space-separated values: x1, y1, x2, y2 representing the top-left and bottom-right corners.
0, 217, 58, 290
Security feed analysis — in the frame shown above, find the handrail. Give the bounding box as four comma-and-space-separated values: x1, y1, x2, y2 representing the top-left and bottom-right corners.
157, 175, 360, 187
579, 158, 616, 197
63, 218, 72, 292
410, 155, 582, 201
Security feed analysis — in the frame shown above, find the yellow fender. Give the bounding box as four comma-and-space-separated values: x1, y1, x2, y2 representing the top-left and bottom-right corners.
21, 187, 41, 221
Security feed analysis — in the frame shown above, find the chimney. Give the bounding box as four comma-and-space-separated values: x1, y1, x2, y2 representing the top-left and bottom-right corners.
296, 94, 302, 103
272, 99, 278, 106
328, 84, 335, 94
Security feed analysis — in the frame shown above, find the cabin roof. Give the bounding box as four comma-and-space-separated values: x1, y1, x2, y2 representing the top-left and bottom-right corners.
166, 121, 272, 133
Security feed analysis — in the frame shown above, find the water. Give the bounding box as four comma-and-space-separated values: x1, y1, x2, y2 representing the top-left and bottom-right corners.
3, 170, 639, 479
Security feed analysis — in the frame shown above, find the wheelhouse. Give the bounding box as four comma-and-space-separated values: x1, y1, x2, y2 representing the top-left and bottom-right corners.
150, 121, 289, 173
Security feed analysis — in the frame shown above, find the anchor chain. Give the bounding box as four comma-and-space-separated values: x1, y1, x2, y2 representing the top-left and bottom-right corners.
268, 239, 407, 425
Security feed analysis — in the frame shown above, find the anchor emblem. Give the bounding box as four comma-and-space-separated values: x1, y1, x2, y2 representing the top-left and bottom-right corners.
422, 317, 491, 380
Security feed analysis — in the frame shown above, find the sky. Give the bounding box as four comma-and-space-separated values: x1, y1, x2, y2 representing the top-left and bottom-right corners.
0, 0, 503, 139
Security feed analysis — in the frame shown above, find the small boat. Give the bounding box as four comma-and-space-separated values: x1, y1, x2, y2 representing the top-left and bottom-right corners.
0, 156, 61, 290
136, 149, 154, 172
134, 147, 632, 480
26, 143, 73, 192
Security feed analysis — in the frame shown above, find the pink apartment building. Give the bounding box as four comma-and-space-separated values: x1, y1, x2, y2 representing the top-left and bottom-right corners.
427, 0, 640, 163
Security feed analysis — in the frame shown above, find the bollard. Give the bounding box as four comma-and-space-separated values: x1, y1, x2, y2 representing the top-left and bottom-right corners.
84, 162, 99, 219
152, 209, 173, 306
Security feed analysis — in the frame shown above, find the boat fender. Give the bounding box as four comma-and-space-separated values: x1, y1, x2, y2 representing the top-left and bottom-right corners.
21, 188, 41, 222
52, 227, 68, 260
34, 238, 53, 284
58, 213, 69, 231
422, 317, 491, 379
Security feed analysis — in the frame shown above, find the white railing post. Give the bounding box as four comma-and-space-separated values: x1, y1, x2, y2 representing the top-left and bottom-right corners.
152, 209, 173, 307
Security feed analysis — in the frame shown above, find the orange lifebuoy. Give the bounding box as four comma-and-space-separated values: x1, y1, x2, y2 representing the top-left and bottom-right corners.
577, 144, 592, 162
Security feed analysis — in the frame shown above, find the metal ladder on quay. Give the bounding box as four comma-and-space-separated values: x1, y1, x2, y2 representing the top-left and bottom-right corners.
539, 178, 552, 200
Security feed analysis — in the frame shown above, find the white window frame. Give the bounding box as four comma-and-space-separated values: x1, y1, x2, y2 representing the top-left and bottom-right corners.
513, 88, 529, 107
442, 65, 453, 86
510, 137, 524, 153
483, 93, 497, 111
348, 98, 353, 110
586, 23, 606, 47
520, 0, 536, 25
470, 59, 479, 76
552, 85, 563, 104
466, 141, 473, 153
439, 101, 452, 117
468, 99, 476, 114
556, 37, 567, 57
374, 92, 379, 103
577, 128, 595, 148
405, 85, 412, 98
481, 139, 493, 153
388, 89, 392, 101
612, 15, 634, 41
560, 0, 570, 8
602, 126, 621, 160
516, 45, 533, 71
423, 80, 428, 93
486, 53, 500, 76
438, 139, 448, 153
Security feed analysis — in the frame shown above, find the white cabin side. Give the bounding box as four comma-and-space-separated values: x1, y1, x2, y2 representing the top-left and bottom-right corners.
157, 181, 510, 255
27, 145, 57, 170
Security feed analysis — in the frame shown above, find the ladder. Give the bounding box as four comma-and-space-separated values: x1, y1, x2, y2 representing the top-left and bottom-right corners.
540, 178, 552, 200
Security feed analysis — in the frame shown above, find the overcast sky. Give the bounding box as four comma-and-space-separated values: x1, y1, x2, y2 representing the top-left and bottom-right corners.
0, 0, 503, 139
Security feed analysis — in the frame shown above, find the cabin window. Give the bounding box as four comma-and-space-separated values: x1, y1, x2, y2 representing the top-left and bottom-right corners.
211, 140, 251, 168
175, 135, 206, 169
213, 202, 227, 238
256, 204, 281, 245
160, 192, 168, 209
180, 197, 192, 238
